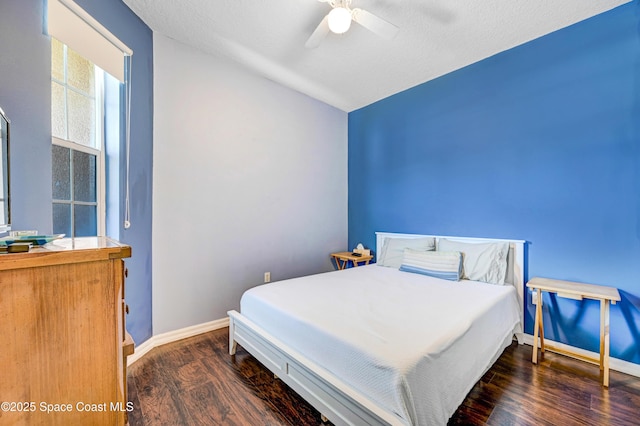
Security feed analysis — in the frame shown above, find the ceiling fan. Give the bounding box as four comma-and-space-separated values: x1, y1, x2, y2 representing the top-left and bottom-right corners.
305, 0, 399, 48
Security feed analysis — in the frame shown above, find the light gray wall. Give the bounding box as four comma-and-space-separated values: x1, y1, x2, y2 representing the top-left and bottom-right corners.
0, 0, 52, 233
152, 34, 348, 334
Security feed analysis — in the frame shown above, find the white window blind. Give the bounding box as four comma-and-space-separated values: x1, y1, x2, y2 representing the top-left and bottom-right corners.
47, 0, 132, 82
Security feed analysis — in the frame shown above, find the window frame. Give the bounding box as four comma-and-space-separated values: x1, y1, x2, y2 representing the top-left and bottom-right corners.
51, 40, 106, 237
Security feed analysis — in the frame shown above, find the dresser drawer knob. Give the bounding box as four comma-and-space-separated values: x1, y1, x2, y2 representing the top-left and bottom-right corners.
125, 304, 130, 314
124, 268, 129, 278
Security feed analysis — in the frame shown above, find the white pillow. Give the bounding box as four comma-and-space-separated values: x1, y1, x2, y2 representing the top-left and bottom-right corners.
378, 237, 436, 268
437, 239, 509, 285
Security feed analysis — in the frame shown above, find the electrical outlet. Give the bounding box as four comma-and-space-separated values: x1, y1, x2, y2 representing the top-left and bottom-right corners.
264, 272, 271, 283
531, 290, 540, 305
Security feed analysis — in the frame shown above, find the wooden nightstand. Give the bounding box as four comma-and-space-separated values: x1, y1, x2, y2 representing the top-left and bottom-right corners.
330, 252, 373, 270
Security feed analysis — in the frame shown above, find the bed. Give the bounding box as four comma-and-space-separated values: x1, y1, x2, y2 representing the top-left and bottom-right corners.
228, 233, 525, 425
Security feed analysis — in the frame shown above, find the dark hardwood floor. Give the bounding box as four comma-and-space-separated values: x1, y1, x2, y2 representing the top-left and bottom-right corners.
127, 328, 640, 425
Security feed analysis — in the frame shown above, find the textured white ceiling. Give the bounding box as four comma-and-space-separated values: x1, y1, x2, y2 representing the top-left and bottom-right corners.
123, 0, 630, 112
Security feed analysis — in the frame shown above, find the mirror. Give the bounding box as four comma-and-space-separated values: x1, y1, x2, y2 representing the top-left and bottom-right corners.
0, 107, 10, 233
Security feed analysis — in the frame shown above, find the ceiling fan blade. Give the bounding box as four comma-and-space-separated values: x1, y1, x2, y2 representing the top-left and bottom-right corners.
352, 8, 399, 40
305, 15, 330, 49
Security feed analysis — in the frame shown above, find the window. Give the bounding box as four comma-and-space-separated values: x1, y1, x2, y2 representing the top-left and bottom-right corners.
51, 38, 104, 237
48, 0, 132, 238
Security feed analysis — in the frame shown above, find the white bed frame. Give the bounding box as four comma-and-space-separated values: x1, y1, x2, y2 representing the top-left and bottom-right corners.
228, 233, 526, 426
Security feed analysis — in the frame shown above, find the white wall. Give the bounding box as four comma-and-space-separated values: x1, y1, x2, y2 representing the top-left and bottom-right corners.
152, 33, 348, 334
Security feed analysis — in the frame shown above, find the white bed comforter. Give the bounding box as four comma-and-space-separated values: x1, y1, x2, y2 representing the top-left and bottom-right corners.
240, 264, 521, 425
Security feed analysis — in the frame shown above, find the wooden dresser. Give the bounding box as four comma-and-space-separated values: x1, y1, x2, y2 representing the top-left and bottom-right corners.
0, 237, 133, 425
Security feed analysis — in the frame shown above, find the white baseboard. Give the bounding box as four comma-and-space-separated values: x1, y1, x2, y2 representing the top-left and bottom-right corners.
522, 333, 640, 378
127, 317, 230, 366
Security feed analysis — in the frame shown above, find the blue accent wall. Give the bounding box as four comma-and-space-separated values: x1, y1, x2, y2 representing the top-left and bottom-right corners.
0, 0, 153, 344
349, 3, 640, 364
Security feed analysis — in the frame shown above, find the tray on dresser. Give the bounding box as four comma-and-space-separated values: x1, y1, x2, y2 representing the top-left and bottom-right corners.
0, 234, 65, 246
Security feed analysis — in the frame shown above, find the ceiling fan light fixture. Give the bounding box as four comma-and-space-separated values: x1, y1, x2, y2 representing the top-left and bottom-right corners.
328, 7, 352, 34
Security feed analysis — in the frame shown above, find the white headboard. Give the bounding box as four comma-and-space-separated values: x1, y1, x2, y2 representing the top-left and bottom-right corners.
375, 232, 526, 343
